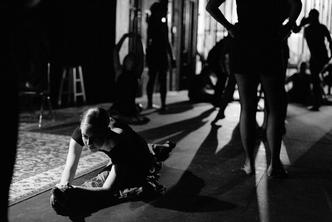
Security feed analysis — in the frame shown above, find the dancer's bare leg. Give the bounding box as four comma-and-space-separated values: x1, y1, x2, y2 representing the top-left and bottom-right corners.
235, 73, 259, 175
260, 74, 287, 177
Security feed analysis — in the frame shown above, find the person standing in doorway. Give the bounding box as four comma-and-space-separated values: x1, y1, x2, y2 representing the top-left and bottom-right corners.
146, 2, 175, 112
206, 0, 302, 178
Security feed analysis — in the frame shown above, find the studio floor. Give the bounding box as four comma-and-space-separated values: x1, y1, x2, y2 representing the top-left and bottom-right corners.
8, 90, 332, 222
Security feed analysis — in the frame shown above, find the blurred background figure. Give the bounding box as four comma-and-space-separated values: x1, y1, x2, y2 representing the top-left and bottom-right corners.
206, 35, 232, 108
108, 33, 148, 125
295, 9, 332, 111
321, 62, 332, 96
189, 35, 234, 119
145, 2, 175, 112
285, 62, 312, 105
209, 35, 236, 122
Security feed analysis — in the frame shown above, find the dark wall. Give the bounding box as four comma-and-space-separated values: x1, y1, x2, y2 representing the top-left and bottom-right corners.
14, 0, 117, 107
84, 0, 117, 104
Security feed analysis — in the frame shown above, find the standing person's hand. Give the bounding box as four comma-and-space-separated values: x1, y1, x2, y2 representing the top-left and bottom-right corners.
300, 17, 310, 26
280, 23, 293, 41
292, 24, 301, 33
227, 24, 238, 38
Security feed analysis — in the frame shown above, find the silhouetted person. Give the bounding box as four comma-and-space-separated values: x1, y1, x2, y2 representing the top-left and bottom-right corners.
206, 0, 302, 178
206, 35, 232, 108
210, 35, 236, 122
261, 1, 296, 137
109, 33, 147, 124
321, 63, 332, 95
213, 73, 236, 122
188, 56, 216, 103
286, 62, 312, 105
301, 9, 332, 111
146, 2, 175, 111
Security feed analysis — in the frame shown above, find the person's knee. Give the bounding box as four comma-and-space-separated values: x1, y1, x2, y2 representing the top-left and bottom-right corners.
239, 98, 257, 113
50, 186, 93, 217
50, 186, 73, 216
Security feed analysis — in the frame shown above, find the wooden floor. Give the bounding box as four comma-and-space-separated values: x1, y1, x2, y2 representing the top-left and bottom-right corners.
9, 90, 332, 222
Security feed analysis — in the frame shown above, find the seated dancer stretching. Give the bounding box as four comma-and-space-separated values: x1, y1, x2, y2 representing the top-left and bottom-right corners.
50, 107, 175, 221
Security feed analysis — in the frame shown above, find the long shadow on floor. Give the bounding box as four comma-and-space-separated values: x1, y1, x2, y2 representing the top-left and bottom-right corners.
132, 167, 237, 212
139, 107, 215, 142
28, 101, 206, 137
262, 129, 332, 222
143, 123, 258, 214
142, 100, 196, 116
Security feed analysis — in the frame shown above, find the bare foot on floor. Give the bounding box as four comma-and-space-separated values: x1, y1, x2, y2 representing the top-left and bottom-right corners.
267, 164, 288, 179
241, 161, 255, 175
152, 141, 176, 161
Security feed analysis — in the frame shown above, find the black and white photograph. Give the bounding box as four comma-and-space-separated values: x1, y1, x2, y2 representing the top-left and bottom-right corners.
4, 0, 332, 221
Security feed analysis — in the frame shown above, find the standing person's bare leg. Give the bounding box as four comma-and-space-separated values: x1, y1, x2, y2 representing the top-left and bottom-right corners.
147, 68, 157, 108
159, 70, 167, 110
235, 74, 259, 175
260, 74, 287, 177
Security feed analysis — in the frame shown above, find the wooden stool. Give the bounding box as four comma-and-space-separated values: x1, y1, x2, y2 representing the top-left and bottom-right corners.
58, 65, 87, 107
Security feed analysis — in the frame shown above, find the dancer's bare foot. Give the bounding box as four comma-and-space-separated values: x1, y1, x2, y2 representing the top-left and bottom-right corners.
267, 164, 288, 178
152, 141, 176, 161
241, 160, 255, 175
146, 104, 160, 110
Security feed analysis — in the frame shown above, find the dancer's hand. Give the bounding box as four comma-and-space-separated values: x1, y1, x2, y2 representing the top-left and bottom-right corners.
292, 24, 301, 33
55, 183, 65, 189
300, 17, 310, 27
280, 23, 293, 40
55, 183, 72, 190
227, 24, 238, 38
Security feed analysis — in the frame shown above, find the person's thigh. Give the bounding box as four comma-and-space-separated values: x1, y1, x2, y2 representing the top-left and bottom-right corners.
259, 73, 285, 115
158, 69, 167, 82
235, 73, 259, 111
147, 66, 158, 80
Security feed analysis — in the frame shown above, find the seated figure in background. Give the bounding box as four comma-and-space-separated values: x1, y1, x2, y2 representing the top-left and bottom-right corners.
285, 62, 312, 105
108, 33, 148, 125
